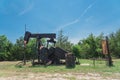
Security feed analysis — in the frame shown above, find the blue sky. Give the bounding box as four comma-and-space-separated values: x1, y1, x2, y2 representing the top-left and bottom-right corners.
0, 0, 120, 44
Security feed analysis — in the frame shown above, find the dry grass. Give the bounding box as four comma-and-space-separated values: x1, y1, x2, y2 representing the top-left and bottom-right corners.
0, 59, 120, 80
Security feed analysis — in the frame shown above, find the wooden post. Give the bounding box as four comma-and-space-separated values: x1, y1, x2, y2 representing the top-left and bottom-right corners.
23, 24, 26, 65
37, 38, 41, 64
23, 45, 26, 65
93, 58, 95, 67
102, 36, 113, 67
106, 36, 113, 67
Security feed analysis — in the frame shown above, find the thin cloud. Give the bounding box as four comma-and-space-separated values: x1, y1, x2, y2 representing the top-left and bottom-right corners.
56, 19, 79, 32
56, 0, 97, 32
18, 0, 34, 16
80, 1, 96, 17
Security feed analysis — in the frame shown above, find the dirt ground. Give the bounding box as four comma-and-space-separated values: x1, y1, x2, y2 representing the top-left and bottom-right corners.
0, 72, 119, 80
1, 61, 120, 80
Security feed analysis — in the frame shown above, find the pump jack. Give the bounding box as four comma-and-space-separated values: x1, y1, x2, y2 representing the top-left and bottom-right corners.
24, 31, 76, 67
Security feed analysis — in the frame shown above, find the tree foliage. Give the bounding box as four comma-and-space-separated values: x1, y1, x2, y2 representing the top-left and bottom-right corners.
72, 45, 81, 63
56, 30, 73, 51
0, 35, 13, 60
1, 29, 120, 61
77, 33, 104, 59
109, 29, 120, 58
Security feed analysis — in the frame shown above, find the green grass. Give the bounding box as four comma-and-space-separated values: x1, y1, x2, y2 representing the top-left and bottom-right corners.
0, 59, 120, 78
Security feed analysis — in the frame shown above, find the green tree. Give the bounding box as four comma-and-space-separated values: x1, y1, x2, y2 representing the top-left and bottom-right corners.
56, 30, 73, 51
109, 29, 120, 58
0, 35, 13, 60
77, 33, 103, 59
95, 33, 104, 58
78, 41, 91, 59
80, 34, 98, 58
72, 45, 81, 63
10, 37, 25, 60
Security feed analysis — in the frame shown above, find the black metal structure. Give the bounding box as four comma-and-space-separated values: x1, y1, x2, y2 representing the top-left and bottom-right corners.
24, 31, 76, 67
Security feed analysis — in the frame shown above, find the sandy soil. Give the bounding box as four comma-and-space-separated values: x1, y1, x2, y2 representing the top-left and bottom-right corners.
0, 72, 119, 80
